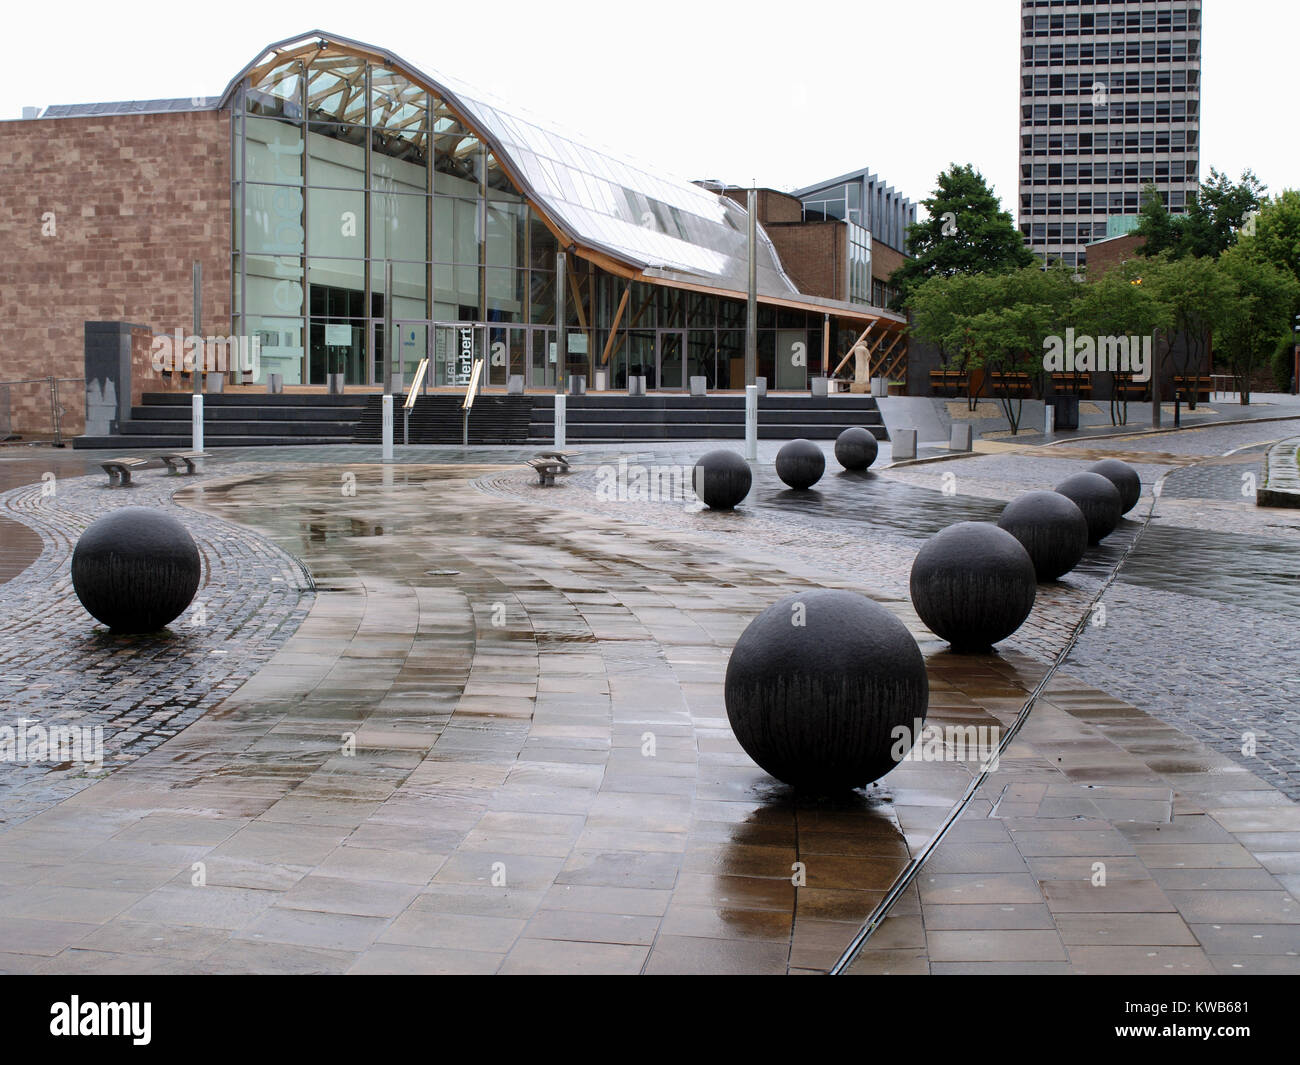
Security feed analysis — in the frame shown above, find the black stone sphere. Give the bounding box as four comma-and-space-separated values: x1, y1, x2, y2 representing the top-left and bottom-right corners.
1054, 472, 1123, 544
724, 589, 929, 792
692, 450, 752, 510
997, 490, 1089, 582
834, 427, 879, 471
775, 438, 826, 489
1088, 458, 1141, 514
909, 522, 1037, 652
71, 507, 201, 633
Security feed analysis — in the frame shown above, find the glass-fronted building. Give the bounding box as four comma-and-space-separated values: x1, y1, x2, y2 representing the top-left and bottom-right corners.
222, 31, 903, 391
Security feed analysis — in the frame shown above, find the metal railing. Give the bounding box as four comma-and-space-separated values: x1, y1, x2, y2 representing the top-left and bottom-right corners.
461, 358, 484, 445
0, 377, 83, 445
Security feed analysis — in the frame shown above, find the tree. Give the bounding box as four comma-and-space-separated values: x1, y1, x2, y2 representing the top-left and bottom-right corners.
1190, 168, 1268, 258
1142, 255, 1232, 409
1238, 189, 1300, 306
906, 272, 996, 410
1137, 169, 1268, 260
1215, 246, 1300, 404
963, 268, 1075, 434
1134, 185, 1180, 258
889, 164, 1035, 306
1071, 262, 1173, 424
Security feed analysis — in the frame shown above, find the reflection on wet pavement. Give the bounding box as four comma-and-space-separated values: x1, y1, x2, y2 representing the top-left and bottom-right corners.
1119, 526, 1300, 617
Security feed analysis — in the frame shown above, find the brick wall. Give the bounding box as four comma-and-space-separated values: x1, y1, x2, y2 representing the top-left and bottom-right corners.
1083, 233, 1144, 277
765, 222, 846, 302
871, 239, 906, 284
0, 109, 231, 435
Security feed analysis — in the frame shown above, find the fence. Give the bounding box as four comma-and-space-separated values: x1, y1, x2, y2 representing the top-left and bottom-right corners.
0, 377, 84, 444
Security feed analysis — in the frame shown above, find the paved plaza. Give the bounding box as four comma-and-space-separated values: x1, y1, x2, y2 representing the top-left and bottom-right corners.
0, 418, 1297, 974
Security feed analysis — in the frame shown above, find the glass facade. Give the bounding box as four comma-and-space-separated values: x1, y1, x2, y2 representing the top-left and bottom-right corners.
229, 40, 872, 390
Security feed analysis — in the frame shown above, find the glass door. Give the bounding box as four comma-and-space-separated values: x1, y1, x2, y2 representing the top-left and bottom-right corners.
488, 326, 529, 388
530, 327, 556, 389
657, 330, 686, 391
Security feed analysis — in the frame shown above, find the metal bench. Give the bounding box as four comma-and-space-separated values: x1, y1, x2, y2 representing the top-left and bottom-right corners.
526, 457, 565, 486
534, 449, 577, 471
159, 450, 207, 475
101, 457, 152, 487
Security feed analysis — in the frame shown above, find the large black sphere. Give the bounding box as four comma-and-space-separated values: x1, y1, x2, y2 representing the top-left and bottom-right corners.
71, 507, 201, 633
997, 490, 1089, 582
775, 438, 825, 489
909, 522, 1037, 652
1088, 459, 1141, 514
1054, 472, 1123, 544
693, 450, 752, 510
724, 589, 928, 792
834, 427, 879, 471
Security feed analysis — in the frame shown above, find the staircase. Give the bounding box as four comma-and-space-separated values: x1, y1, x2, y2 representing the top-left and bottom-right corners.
74, 393, 369, 449
528, 394, 888, 443
352, 394, 534, 444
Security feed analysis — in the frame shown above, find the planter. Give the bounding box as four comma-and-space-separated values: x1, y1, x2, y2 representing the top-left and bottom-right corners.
205, 372, 224, 394
327, 373, 346, 395
887, 382, 906, 397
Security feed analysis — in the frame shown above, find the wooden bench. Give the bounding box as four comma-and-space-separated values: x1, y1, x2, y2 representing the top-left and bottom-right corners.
1051, 372, 1093, 398
159, 450, 207, 475
1173, 375, 1212, 403
1113, 373, 1149, 401
988, 372, 1034, 398
929, 369, 968, 396
526, 458, 565, 486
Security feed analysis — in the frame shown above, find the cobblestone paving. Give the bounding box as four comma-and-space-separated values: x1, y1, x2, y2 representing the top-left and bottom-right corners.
481, 422, 1300, 803
0, 465, 313, 826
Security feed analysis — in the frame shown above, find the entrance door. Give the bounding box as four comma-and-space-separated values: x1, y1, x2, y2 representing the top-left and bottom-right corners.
488, 326, 529, 389
433, 323, 482, 387
657, 330, 686, 391
530, 327, 557, 389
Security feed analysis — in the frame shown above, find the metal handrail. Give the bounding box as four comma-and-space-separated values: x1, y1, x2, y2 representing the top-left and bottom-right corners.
461, 358, 484, 411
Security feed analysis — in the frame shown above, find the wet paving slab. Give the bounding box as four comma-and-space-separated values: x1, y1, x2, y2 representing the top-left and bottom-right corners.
0, 454, 1296, 975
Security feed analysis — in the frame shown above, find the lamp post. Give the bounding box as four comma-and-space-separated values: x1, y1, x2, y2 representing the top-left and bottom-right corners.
744, 186, 758, 462
192, 262, 203, 452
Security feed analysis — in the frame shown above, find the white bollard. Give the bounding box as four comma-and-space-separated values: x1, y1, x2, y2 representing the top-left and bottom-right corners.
192, 394, 204, 453
554, 392, 566, 448
892, 428, 917, 461
744, 384, 758, 461
1045, 403, 1055, 436
382, 393, 394, 463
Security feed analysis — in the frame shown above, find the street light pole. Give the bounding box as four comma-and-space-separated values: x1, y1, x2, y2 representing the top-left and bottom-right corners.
192, 262, 203, 452
744, 187, 758, 462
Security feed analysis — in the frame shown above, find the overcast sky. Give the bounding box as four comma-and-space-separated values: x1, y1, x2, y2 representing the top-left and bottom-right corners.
6, 0, 1295, 225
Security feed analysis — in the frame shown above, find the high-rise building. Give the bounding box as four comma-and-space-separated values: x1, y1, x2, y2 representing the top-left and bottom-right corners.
1017, 1, 1202, 269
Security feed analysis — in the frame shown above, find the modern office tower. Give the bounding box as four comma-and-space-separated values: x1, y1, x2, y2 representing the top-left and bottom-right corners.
1018, 1, 1202, 269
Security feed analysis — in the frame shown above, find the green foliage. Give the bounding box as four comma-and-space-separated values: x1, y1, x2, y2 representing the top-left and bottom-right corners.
1271, 333, 1296, 392
889, 164, 1035, 306
1136, 169, 1267, 260
1215, 245, 1300, 404
1140, 254, 1232, 408
1238, 189, 1300, 289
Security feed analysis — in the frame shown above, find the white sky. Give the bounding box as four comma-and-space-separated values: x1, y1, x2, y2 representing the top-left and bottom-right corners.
6, 0, 1296, 226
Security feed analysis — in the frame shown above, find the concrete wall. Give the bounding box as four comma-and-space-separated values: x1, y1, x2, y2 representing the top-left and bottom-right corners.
0, 109, 232, 434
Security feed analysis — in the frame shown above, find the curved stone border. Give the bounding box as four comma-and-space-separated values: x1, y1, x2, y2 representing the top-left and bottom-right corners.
1256, 436, 1300, 507
0, 466, 315, 827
